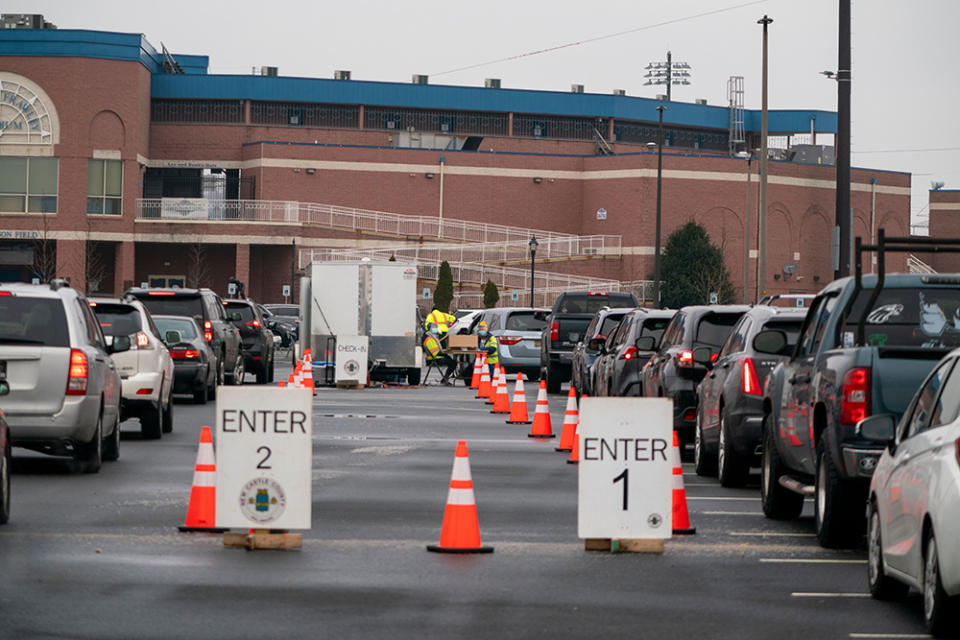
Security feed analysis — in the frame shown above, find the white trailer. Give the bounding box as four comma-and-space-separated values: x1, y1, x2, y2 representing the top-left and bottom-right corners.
300, 261, 422, 385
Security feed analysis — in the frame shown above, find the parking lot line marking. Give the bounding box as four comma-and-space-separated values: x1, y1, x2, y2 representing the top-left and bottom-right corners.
730, 531, 817, 537
702, 511, 764, 515
761, 558, 866, 564
849, 634, 932, 639
791, 592, 870, 598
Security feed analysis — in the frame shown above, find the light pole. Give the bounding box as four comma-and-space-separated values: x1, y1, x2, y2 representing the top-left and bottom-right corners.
652, 105, 666, 309
528, 236, 538, 306
738, 151, 754, 303
757, 14, 772, 300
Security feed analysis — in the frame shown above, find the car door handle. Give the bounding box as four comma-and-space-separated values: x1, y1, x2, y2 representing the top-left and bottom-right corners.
789, 374, 811, 384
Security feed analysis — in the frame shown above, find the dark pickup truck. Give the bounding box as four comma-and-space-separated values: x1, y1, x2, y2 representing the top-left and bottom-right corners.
540, 291, 638, 393
760, 232, 960, 548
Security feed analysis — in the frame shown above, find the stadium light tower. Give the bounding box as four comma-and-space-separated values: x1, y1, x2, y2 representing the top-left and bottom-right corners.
643, 51, 691, 101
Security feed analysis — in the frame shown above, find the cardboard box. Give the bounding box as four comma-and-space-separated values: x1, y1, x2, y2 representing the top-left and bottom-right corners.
446, 334, 478, 350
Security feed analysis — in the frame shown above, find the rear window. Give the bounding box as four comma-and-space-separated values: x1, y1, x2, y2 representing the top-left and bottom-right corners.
505, 311, 548, 332
154, 316, 198, 340
94, 305, 143, 337
843, 287, 960, 348
556, 294, 636, 314
763, 319, 803, 346
598, 313, 626, 338
137, 294, 203, 319
694, 313, 743, 348
639, 317, 671, 342
0, 297, 69, 348
266, 305, 298, 317
225, 303, 255, 322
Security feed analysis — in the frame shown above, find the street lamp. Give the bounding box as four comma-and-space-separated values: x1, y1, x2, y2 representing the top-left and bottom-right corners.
528, 236, 538, 306
652, 105, 666, 309
757, 14, 773, 300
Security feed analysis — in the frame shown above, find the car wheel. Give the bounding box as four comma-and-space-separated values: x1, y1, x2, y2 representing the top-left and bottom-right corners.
193, 372, 209, 405
103, 412, 120, 462
256, 357, 268, 384
229, 355, 245, 385
267, 355, 275, 383
760, 417, 804, 520
718, 410, 749, 487
0, 440, 10, 524
140, 400, 163, 440
74, 412, 103, 474
694, 415, 716, 477
814, 438, 864, 548
923, 529, 958, 635
162, 391, 174, 434
209, 355, 224, 400
545, 365, 561, 394
867, 501, 907, 600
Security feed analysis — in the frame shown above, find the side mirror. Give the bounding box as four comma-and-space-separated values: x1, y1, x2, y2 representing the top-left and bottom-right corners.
635, 336, 656, 351
164, 330, 182, 345
0, 380, 9, 396
588, 337, 606, 352
267, 321, 277, 330
753, 329, 788, 355
692, 345, 713, 366
858, 414, 896, 444
109, 335, 131, 354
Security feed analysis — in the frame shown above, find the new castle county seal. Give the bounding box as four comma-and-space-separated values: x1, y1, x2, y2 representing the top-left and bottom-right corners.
344, 359, 360, 375
238, 477, 287, 524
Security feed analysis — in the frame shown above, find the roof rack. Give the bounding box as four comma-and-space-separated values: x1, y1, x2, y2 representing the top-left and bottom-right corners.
851, 228, 960, 345
48, 278, 70, 290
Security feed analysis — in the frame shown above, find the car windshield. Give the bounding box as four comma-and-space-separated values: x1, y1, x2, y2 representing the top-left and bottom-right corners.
694, 313, 743, 348
225, 303, 255, 322
598, 313, 626, 338
0, 297, 69, 347
557, 294, 636, 314
94, 305, 143, 337
154, 316, 198, 339
138, 294, 203, 319
505, 311, 548, 332
843, 287, 960, 348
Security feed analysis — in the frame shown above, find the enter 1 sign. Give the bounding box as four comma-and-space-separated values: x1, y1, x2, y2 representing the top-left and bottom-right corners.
577, 397, 673, 541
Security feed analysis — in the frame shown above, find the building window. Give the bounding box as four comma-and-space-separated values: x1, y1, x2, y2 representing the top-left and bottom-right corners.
87, 159, 122, 215
0, 157, 58, 213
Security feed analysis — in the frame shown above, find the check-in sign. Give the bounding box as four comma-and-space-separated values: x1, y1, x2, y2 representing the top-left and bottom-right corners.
577, 398, 673, 539
215, 387, 313, 530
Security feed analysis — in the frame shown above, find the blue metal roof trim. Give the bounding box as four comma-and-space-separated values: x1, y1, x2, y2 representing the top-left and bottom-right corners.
152, 74, 837, 133
0, 29, 208, 75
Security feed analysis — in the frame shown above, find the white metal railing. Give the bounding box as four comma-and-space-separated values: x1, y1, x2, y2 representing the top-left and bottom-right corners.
136, 198, 592, 247
446, 280, 656, 309
907, 253, 937, 274
298, 235, 621, 270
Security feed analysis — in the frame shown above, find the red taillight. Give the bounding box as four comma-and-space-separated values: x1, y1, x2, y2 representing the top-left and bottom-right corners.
147, 291, 176, 296
0, 291, 11, 296
245, 319, 261, 329
677, 350, 694, 366
621, 346, 638, 360
204, 320, 213, 343
840, 367, 871, 425
136, 388, 153, 395
587, 292, 609, 296
550, 321, 559, 342
66, 349, 88, 395
683, 408, 697, 421
499, 336, 522, 345
171, 348, 200, 359
742, 358, 762, 396
955, 437, 960, 467
136, 332, 150, 348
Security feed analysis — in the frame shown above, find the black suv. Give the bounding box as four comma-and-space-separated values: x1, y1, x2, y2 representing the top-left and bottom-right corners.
224, 299, 275, 384
125, 288, 244, 386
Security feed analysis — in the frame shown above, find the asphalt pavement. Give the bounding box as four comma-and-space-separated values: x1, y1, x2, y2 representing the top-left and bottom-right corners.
0, 360, 936, 640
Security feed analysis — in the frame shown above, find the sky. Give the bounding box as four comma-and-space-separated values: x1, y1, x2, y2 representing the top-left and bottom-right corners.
22, 0, 960, 231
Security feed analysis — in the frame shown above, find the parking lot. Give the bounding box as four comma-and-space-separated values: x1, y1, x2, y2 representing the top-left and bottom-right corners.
0, 360, 938, 640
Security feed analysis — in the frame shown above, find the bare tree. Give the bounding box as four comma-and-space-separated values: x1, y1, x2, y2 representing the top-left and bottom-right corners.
31, 214, 56, 283
187, 239, 210, 289
84, 229, 107, 295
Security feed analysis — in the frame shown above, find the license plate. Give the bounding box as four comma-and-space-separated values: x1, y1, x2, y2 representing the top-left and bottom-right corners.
0, 360, 6, 380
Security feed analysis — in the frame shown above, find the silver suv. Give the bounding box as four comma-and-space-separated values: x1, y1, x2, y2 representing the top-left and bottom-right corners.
0, 281, 127, 473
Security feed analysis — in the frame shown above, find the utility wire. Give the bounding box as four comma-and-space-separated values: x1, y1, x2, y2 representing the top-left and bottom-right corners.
432, 0, 768, 78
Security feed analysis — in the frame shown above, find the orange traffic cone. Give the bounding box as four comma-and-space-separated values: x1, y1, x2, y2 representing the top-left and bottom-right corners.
178, 426, 226, 532
486, 365, 500, 405
527, 379, 553, 436
491, 366, 511, 414
555, 387, 579, 452
469, 351, 482, 390
427, 440, 494, 554
507, 373, 532, 425
566, 418, 580, 464
671, 430, 696, 535
278, 380, 286, 388
301, 352, 316, 395
476, 359, 492, 400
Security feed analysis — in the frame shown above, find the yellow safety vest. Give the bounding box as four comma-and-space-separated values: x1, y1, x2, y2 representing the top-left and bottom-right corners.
425, 309, 456, 333
424, 334, 443, 360
482, 335, 499, 364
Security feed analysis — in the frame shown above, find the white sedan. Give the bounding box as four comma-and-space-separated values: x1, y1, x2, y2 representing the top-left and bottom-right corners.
860, 350, 960, 637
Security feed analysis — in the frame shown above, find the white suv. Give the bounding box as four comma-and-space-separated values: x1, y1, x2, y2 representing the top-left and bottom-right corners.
90, 298, 174, 439
0, 281, 126, 473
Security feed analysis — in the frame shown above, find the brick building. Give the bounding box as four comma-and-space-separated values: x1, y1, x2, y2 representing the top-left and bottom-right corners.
0, 26, 912, 305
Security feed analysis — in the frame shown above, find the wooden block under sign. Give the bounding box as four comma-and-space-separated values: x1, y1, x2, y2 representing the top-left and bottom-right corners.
584, 538, 665, 554
223, 532, 302, 550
